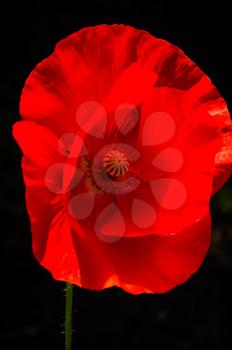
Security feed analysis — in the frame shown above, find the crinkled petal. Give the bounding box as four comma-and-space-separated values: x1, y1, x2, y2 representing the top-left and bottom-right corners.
213, 125, 232, 192
20, 24, 204, 137
70, 214, 211, 294
13, 122, 80, 280
183, 75, 232, 190
21, 157, 80, 284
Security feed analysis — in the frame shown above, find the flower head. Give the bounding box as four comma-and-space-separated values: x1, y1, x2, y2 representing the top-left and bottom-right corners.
13, 25, 232, 294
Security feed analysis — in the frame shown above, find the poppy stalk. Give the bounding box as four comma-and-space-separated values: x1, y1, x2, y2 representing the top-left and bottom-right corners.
65, 283, 73, 350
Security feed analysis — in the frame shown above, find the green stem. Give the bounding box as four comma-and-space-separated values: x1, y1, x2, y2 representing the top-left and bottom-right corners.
65, 283, 73, 350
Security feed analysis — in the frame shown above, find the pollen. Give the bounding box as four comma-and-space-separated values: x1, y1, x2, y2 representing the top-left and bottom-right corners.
103, 150, 129, 177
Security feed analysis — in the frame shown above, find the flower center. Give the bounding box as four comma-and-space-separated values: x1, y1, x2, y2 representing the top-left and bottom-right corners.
103, 150, 129, 177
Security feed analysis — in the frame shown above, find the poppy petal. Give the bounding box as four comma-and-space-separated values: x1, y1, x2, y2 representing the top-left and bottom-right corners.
152, 147, 184, 172
21, 156, 80, 284
19, 25, 159, 137
45, 163, 83, 194
213, 124, 232, 192
131, 199, 157, 228
95, 202, 126, 243
68, 192, 95, 220
114, 103, 139, 135
58, 132, 87, 157
13, 121, 62, 167
71, 214, 211, 294
20, 24, 203, 138
76, 101, 107, 139
142, 112, 176, 146
132, 87, 222, 235
41, 209, 80, 285
150, 178, 187, 210
102, 63, 157, 111
183, 75, 232, 190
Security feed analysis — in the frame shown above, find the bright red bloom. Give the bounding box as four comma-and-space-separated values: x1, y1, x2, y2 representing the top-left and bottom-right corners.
13, 25, 232, 294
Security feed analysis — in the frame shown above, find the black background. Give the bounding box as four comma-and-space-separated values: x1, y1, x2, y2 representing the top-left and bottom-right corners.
1, 1, 232, 349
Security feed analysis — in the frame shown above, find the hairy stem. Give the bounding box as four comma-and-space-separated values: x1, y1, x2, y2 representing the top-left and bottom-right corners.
65, 283, 73, 350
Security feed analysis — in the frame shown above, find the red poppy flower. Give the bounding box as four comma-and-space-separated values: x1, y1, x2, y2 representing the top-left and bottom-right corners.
13, 24, 232, 294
